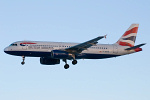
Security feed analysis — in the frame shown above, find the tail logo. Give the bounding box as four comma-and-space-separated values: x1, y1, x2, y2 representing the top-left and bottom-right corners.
116, 24, 139, 47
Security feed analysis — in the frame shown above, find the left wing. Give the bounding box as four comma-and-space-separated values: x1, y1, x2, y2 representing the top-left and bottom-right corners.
65, 35, 106, 53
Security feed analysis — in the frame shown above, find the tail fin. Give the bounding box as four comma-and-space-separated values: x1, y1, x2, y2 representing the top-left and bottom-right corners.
116, 24, 139, 47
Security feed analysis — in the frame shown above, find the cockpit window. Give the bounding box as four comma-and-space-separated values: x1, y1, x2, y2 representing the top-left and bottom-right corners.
9, 43, 17, 46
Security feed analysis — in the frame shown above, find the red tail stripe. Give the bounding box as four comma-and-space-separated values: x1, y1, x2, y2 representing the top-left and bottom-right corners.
117, 41, 133, 47
123, 27, 138, 36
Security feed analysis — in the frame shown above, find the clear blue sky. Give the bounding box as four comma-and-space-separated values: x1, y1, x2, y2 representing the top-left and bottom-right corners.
0, 0, 150, 100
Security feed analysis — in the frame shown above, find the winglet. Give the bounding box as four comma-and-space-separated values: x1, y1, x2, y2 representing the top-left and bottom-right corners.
104, 34, 107, 39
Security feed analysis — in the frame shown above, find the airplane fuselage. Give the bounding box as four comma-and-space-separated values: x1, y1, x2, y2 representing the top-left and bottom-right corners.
4, 41, 135, 59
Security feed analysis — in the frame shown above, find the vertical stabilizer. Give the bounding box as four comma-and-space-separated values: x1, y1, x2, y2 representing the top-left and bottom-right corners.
116, 24, 139, 47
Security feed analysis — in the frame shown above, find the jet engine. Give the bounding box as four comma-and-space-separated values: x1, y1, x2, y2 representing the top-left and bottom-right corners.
51, 50, 71, 59
40, 57, 60, 65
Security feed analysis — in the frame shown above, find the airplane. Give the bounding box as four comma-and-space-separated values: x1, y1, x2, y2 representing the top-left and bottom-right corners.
4, 24, 145, 69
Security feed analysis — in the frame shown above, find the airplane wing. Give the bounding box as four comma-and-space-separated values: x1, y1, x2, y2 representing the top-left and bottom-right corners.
65, 35, 106, 53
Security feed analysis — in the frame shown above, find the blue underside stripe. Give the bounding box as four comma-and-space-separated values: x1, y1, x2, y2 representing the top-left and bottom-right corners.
5, 51, 120, 59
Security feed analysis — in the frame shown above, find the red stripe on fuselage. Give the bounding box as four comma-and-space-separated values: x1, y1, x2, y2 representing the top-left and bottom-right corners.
20, 42, 37, 44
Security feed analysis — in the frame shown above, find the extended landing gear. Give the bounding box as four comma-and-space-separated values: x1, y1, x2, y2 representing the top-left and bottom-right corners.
72, 60, 77, 65
63, 59, 69, 69
21, 56, 25, 65
64, 64, 69, 69
63, 59, 78, 69
71, 54, 77, 65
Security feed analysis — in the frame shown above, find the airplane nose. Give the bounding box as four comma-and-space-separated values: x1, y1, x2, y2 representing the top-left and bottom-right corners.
4, 47, 8, 53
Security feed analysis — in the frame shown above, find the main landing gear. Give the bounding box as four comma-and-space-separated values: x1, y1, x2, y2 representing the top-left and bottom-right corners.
63, 59, 69, 69
21, 56, 25, 65
72, 60, 77, 65
63, 59, 78, 69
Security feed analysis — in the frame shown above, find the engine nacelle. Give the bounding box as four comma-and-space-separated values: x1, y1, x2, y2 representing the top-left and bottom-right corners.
51, 50, 71, 59
40, 57, 60, 65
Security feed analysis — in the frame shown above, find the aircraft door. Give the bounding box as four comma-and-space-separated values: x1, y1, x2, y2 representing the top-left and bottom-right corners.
113, 45, 118, 54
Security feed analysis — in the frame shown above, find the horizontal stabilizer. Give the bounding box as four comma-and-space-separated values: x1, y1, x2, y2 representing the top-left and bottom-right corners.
125, 43, 146, 50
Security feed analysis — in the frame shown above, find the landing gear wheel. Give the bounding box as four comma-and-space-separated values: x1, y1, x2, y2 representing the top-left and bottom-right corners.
72, 60, 77, 65
21, 62, 25, 65
21, 56, 25, 65
64, 64, 69, 69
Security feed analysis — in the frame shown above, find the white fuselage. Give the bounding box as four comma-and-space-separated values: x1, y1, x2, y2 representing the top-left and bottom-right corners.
4, 41, 135, 59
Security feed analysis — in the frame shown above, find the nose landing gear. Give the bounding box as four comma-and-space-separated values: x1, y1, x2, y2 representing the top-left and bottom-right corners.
21, 56, 25, 65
